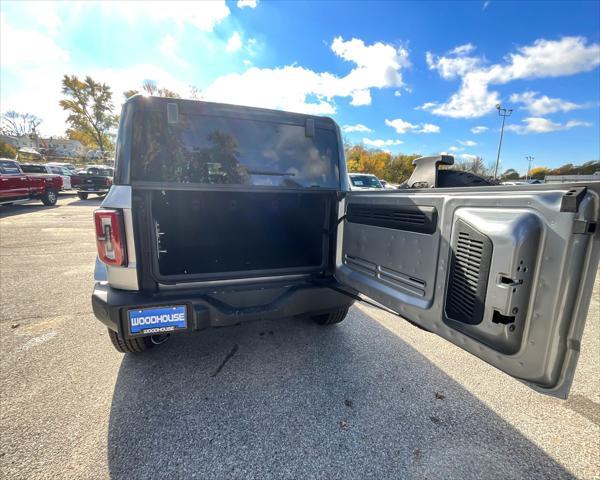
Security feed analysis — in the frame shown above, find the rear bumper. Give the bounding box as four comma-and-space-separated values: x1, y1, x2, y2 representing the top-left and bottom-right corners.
92, 280, 355, 338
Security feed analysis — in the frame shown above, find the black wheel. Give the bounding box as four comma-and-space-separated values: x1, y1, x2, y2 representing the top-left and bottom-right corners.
312, 307, 349, 325
108, 328, 152, 353
41, 189, 58, 206
437, 169, 493, 188
77, 192, 89, 200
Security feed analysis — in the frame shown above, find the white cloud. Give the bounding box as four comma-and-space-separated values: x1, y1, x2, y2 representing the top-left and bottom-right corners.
509, 91, 589, 115
385, 118, 440, 134
158, 35, 187, 67
0, 16, 69, 69
471, 126, 488, 134
237, 0, 258, 8
461, 153, 478, 161
394, 90, 402, 97
419, 123, 440, 133
425, 36, 600, 118
385, 118, 416, 134
350, 89, 371, 106
362, 138, 403, 148
457, 139, 477, 146
245, 37, 260, 56
0, 4, 226, 136
416, 101, 437, 111
225, 31, 243, 53
18, 1, 62, 36
449, 146, 463, 152
506, 117, 592, 134
343, 124, 372, 133
483, 1, 491, 10
102, 1, 230, 31
426, 51, 481, 80
450, 43, 476, 56
202, 36, 410, 114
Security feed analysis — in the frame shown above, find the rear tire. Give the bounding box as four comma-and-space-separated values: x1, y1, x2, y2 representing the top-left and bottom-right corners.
312, 307, 349, 325
77, 192, 88, 200
41, 189, 58, 206
437, 169, 493, 187
108, 328, 152, 353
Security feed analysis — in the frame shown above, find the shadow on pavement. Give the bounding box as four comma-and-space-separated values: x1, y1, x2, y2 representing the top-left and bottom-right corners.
0, 203, 58, 219
68, 197, 104, 206
107, 310, 572, 479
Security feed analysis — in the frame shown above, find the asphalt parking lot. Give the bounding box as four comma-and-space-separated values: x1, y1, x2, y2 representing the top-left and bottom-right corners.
0, 195, 599, 479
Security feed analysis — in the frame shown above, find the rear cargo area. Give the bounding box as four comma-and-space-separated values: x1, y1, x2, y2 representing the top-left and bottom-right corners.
148, 190, 335, 279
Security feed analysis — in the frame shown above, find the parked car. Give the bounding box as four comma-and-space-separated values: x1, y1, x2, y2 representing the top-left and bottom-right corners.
76, 165, 114, 199
0, 158, 62, 206
91, 96, 600, 401
20, 163, 72, 190
46, 162, 78, 173
348, 173, 384, 190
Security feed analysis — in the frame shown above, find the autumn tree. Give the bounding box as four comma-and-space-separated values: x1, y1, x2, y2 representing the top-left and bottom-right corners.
528, 166, 551, 179
60, 75, 118, 156
385, 155, 418, 183
0, 141, 17, 159
344, 144, 418, 183
1, 111, 42, 137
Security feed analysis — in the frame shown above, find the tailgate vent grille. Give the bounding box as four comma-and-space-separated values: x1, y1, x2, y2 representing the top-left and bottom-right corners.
445, 220, 492, 325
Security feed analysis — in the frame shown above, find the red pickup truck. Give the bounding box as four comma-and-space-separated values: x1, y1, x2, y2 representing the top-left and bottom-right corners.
0, 158, 63, 206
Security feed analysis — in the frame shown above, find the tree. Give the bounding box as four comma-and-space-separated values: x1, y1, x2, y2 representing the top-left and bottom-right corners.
123, 79, 181, 100
60, 75, 118, 156
384, 154, 418, 183
189, 85, 202, 100
501, 168, 520, 180
0, 141, 17, 159
452, 156, 493, 177
344, 143, 421, 183
577, 160, 600, 174
528, 166, 551, 179
1, 111, 42, 137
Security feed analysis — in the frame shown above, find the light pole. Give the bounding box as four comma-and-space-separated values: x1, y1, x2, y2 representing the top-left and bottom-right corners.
525, 155, 534, 180
493, 103, 513, 179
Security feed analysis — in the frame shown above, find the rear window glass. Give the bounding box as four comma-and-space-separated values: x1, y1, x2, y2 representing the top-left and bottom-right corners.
21, 165, 47, 173
130, 111, 340, 188
350, 175, 382, 188
87, 167, 113, 176
0, 160, 21, 174
0, 160, 20, 174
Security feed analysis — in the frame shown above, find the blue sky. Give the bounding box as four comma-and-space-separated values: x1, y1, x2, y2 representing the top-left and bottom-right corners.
1, 0, 599, 173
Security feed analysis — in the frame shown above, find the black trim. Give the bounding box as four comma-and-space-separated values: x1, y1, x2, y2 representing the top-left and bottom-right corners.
91, 279, 355, 338
123, 95, 337, 130
560, 186, 587, 213
346, 203, 438, 234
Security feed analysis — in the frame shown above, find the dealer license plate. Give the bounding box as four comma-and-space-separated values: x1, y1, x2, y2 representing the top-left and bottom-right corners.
128, 305, 187, 336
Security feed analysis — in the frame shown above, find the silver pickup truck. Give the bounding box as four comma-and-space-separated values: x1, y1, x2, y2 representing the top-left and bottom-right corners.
92, 95, 599, 399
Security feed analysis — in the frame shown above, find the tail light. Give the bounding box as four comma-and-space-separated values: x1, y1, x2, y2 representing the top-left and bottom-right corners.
105, 177, 113, 187
94, 209, 127, 266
